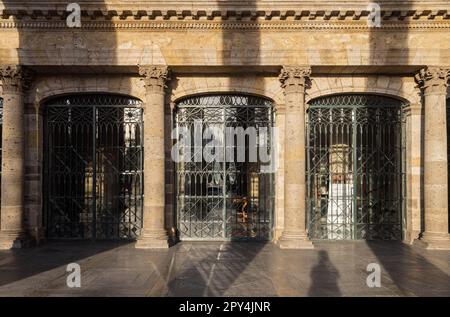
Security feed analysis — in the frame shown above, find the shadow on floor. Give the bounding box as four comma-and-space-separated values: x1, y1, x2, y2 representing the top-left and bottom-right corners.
167, 241, 268, 296
0, 241, 129, 287
366, 241, 450, 296
308, 250, 341, 296
0, 241, 449, 296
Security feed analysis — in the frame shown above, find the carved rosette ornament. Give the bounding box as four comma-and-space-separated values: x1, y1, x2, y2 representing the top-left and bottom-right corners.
279, 66, 312, 94
0, 65, 33, 94
415, 66, 450, 95
139, 65, 171, 93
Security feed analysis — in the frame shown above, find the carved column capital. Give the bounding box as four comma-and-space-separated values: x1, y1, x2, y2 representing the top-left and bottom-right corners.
0, 65, 34, 94
415, 66, 450, 95
139, 65, 171, 93
279, 66, 312, 94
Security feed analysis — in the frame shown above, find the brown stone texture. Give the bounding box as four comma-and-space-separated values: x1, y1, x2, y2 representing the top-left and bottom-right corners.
0, 1, 449, 248
135, 66, 170, 249
415, 67, 450, 249
0, 65, 28, 249
278, 66, 313, 249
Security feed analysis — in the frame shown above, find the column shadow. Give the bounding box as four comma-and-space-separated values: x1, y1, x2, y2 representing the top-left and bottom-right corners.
0, 241, 130, 288
167, 242, 269, 296
307, 250, 341, 296
366, 241, 450, 296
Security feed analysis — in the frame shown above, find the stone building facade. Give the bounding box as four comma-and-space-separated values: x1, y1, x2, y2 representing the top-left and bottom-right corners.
0, 0, 449, 250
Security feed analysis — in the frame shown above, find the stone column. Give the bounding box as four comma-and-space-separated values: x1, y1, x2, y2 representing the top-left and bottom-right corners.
136, 65, 170, 249
414, 66, 450, 250
278, 66, 313, 249
274, 103, 286, 240
0, 65, 32, 249
404, 103, 422, 244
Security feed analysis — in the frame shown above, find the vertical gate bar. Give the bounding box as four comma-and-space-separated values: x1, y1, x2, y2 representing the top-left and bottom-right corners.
174, 110, 178, 238
92, 106, 97, 240
385, 109, 388, 238
352, 107, 357, 240
306, 108, 310, 238
142, 108, 145, 237
377, 108, 382, 238
401, 107, 405, 239
44, 108, 48, 236
364, 108, 368, 238
222, 105, 226, 239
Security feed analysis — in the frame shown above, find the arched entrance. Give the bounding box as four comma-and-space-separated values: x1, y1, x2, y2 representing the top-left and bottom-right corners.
174, 94, 274, 240
43, 94, 144, 240
307, 94, 405, 240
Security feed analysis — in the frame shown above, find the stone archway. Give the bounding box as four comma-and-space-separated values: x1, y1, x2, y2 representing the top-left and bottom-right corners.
306, 93, 405, 240
43, 93, 144, 240
174, 93, 275, 240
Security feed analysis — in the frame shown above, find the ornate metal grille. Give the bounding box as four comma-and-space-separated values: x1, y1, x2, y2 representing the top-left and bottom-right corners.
44, 94, 143, 240
175, 94, 274, 240
307, 94, 405, 240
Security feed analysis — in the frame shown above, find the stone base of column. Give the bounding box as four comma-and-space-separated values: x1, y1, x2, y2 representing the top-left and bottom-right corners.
402, 229, 421, 245
0, 230, 27, 250
413, 232, 450, 250
278, 231, 314, 249
135, 229, 169, 249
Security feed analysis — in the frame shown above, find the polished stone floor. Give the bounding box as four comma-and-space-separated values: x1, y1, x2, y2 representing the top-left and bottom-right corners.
0, 241, 449, 297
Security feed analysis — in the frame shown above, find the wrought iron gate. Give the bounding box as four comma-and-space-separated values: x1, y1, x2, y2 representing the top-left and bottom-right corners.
175, 94, 274, 240
44, 94, 144, 240
307, 94, 405, 240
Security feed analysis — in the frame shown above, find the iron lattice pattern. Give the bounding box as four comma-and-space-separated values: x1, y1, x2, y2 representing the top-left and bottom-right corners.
176, 95, 274, 240
307, 94, 405, 240
44, 94, 143, 240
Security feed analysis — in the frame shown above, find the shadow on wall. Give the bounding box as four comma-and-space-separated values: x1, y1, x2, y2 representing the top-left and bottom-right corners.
367, 1, 425, 240
368, 1, 413, 67
218, 0, 264, 93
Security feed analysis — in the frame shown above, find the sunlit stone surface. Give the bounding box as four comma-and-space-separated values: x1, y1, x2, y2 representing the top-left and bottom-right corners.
0, 241, 449, 296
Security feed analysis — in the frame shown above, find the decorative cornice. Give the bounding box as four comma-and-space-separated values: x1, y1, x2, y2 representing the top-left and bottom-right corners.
0, 65, 33, 94
0, 7, 450, 30
279, 66, 312, 94
415, 66, 450, 95
0, 8, 449, 21
2, 20, 450, 30
139, 65, 171, 93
